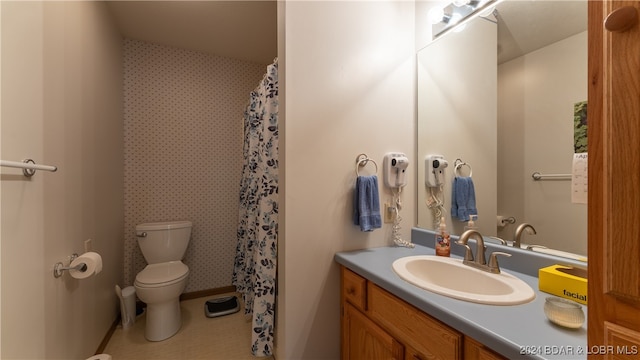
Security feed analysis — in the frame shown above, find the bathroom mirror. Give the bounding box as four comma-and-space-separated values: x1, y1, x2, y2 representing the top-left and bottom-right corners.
416, 0, 588, 258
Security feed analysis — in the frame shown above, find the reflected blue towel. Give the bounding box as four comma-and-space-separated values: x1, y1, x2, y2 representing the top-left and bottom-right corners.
353, 175, 382, 232
451, 176, 478, 222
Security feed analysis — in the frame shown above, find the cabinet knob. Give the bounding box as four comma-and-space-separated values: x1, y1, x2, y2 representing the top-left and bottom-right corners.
346, 287, 355, 295
605, 6, 638, 32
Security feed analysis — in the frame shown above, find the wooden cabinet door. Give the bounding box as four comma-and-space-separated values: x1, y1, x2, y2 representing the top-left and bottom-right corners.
404, 345, 430, 360
589, 0, 640, 357
463, 337, 507, 360
343, 302, 404, 360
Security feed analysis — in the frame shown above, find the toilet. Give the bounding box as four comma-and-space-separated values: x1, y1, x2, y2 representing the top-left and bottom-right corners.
134, 220, 192, 341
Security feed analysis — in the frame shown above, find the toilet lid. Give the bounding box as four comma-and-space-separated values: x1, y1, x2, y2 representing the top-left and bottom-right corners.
135, 261, 189, 286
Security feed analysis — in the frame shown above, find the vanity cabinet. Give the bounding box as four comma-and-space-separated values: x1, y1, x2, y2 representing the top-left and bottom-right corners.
464, 337, 507, 360
343, 302, 404, 359
367, 282, 462, 359
340, 267, 507, 360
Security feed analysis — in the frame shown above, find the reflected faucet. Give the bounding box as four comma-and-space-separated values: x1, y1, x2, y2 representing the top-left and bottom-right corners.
514, 223, 537, 248
488, 236, 508, 246
456, 230, 512, 273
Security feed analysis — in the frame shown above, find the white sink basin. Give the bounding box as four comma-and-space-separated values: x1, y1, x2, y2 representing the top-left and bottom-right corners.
392, 255, 535, 305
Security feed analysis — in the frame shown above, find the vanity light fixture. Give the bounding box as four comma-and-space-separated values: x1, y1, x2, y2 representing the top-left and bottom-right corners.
428, 6, 446, 25
430, 0, 501, 39
452, 0, 470, 7
449, 13, 464, 26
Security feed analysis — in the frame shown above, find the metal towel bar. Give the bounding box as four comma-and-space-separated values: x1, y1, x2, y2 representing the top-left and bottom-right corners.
0, 159, 57, 177
531, 172, 571, 181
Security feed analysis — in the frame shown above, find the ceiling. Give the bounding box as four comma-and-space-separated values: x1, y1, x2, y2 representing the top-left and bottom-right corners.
105, 1, 278, 64
496, 0, 587, 64
105, 1, 586, 66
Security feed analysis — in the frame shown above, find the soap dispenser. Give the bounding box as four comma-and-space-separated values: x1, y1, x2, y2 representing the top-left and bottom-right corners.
464, 215, 478, 231
435, 217, 451, 257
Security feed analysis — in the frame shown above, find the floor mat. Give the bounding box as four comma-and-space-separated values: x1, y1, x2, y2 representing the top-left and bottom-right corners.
204, 295, 240, 318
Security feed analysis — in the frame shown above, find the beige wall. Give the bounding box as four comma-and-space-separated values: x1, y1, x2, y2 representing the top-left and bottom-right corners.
1, 2, 123, 359
497, 31, 588, 255
122, 39, 267, 292
277, 1, 416, 358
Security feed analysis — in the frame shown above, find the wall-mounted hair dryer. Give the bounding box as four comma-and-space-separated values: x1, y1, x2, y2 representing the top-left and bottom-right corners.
426, 154, 448, 187
384, 152, 409, 188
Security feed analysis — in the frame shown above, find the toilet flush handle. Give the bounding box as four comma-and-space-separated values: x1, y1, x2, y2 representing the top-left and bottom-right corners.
136, 232, 147, 237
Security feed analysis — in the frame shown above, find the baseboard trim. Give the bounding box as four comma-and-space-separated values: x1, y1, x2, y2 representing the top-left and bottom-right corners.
180, 285, 237, 301
96, 285, 238, 355
95, 316, 119, 355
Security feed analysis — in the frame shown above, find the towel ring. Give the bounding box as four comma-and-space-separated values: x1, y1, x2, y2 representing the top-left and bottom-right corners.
355, 153, 378, 176
454, 158, 472, 177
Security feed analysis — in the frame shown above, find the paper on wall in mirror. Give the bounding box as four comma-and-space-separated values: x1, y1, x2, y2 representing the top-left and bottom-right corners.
571, 153, 587, 204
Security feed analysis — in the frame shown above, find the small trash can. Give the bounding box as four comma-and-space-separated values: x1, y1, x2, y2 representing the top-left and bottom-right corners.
120, 286, 136, 329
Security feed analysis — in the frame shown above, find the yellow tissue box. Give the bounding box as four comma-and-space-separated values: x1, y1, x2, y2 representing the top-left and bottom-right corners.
538, 265, 588, 305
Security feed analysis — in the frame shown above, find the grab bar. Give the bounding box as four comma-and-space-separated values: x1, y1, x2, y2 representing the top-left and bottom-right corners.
1, 159, 57, 177
531, 172, 571, 181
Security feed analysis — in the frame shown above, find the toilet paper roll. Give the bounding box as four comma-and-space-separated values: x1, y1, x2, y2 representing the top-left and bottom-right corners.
497, 216, 506, 227
69, 252, 102, 279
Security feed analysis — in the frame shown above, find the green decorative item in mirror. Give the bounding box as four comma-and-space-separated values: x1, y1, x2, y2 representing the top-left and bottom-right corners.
574, 101, 588, 153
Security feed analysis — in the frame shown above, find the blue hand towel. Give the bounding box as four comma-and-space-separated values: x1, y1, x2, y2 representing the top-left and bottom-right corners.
353, 175, 382, 232
451, 176, 478, 222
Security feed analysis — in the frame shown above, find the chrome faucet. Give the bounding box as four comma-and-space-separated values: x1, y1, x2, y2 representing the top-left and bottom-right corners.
456, 230, 511, 274
514, 223, 537, 248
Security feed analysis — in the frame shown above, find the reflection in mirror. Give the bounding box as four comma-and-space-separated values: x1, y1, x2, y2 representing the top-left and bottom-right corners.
429, 0, 498, 39
416, 0, 587, 259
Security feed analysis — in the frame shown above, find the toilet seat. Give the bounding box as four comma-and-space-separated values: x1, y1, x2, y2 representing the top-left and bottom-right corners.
135, 261, 189, 288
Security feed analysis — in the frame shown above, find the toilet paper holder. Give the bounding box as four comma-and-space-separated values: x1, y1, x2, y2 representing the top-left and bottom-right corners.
53, 253, 88, 278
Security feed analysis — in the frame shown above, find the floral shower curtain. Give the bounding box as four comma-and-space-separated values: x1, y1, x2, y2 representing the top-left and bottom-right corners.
232, 59, 278, 357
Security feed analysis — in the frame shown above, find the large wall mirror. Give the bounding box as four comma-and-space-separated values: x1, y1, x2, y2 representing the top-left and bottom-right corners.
416, 0, 588, 258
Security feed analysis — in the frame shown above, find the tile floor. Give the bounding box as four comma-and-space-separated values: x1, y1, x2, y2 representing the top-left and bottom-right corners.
104, 293, 274, 360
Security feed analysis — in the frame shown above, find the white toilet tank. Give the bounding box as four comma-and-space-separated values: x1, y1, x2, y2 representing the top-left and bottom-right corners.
136, 221, 192, 264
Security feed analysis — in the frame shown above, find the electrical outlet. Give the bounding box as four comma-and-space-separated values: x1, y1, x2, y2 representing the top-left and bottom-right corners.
84, 239, 93, 253
384, 202, 397, 223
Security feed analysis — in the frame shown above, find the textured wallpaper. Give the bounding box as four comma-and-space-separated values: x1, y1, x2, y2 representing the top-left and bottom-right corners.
123, 38, 268, 292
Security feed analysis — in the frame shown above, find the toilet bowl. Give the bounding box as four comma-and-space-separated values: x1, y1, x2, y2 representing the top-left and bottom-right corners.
134, 221, 192, 341
135, 261, 189, 341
